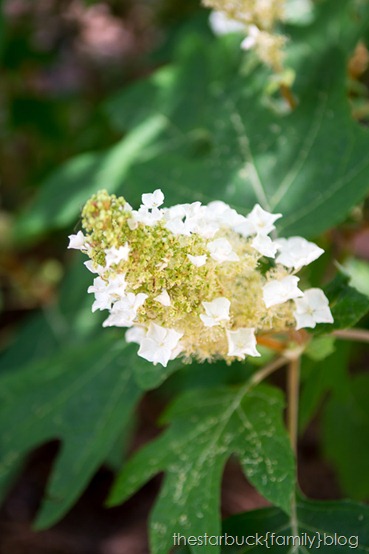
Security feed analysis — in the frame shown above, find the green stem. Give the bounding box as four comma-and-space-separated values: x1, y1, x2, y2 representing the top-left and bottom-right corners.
249, 356, 288, 387
287, 356, 300, 454
287, 356, 300, 545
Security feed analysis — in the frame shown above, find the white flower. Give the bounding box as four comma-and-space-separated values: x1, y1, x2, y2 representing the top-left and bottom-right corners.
91, 292, 113, 312
103, 292, 148, 327
132, 206, 163, 227
207, 238, 239, 263
294, 288, 333, 330
138, 323, 183, 367
84, 260, 105, 274
226, 328, 260, 358
200, 297, 231, 327
105, 243, 130, 267
235, 204, 282, 237
263, 276, 303, 308
241, 25, 260, 50
165, 216, 191, 236
187, 254, 207, 267
207, 200, 246, 228
106, 274, 128, 297
275, 237, 324, 269
125, 326, 146, 344
141, 188, 164, 209
88, 274, 127, 312
155, 289, 171, 307
164, 202, 219, 238
251, 234, 278, 258
209, 10, 246, 36
68, 231, 87, 250
88, 277, 112, 312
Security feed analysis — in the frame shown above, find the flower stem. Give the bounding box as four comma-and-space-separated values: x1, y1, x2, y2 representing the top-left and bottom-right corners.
287, 356, 300, 454
249, 355, 287, 387
333, 328, 369, 344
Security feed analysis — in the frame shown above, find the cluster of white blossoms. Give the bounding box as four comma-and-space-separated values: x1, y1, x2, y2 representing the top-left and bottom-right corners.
69, 189, 333, 367
203, 0, 287, 71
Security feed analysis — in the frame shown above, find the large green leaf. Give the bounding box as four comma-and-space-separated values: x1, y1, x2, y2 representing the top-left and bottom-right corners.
125, 43, 369, 238
16, 9, 369, 243
219, 497, 369, 553
0, 336, 142, 529
323, 374, 369, 501
108, 384, 295, 554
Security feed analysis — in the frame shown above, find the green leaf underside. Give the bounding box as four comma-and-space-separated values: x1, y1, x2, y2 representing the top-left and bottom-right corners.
317, 272, 369, 334
15, 32, 369, 242
0, 337, 142, 529
220, 497, 369, 553
323, 374, 369, 501
108, 384, 295, 554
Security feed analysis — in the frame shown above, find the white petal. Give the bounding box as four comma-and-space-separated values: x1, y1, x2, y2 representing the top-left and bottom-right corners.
243, 204, 282, 236
103, 312, 133, 327
263, 276, 303, 308
275, 237, 324, 269
106, 274, 127, 298
241, 25, 260, 50
209, 10, 245, 36
136, 206, 163, 226
138, 338, 172, 366
84, 260, 105, 274
294, 311, 317, 330
155, 289, 171, 307
293, 288, 333, 329
105, 292, 147, 327
303, 288, 330, 310
138, 323, 183, 366
141, 189, 164, 209
91, 292, 112, 312
226, 328, 260, 358
241, 35, 257, 50
206, 201, 246, 228
68, 231, 86, 250
105, 243, 130, 267
165, 217, 191, 236
187, 254, 207, 267
313, 306, 334, 324
207, 238, 239, 263
200, 297, 230, 327
251, 234, 278, 258
88, 276, 107, 294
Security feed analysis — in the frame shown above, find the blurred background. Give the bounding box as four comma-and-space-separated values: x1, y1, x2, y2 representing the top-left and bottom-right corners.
0, 0, 200, 329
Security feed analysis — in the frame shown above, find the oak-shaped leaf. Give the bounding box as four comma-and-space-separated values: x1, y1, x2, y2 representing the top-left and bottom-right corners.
0, 336, 142, 529
108, 384, 295, 554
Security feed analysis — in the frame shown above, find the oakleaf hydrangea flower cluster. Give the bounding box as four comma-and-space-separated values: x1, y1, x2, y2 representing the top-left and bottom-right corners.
69, 189, 333, 367
203, 0, 287, 71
